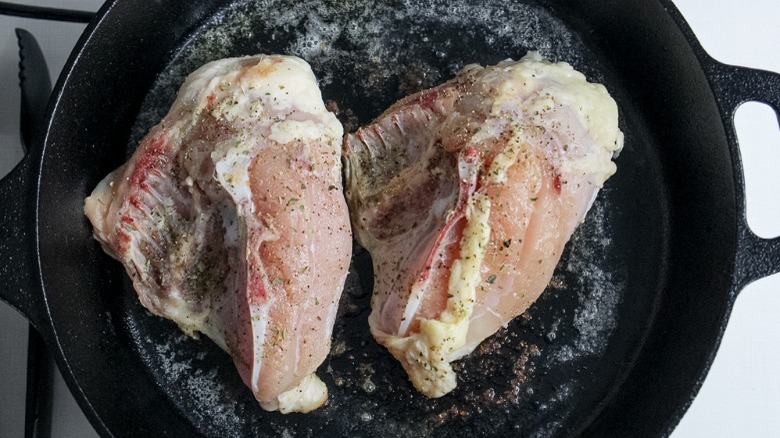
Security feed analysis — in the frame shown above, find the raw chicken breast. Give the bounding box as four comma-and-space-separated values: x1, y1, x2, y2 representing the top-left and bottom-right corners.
85, 55, 351, 413
343, 52, 623, 398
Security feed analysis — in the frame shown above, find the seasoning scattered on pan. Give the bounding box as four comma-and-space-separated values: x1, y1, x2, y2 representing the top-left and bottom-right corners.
343, 52, 623, 397
84, 44, 621, 419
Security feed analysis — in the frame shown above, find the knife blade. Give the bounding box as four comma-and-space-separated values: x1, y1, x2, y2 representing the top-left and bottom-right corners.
16, 28, 52, 153
16, 27, 54, 438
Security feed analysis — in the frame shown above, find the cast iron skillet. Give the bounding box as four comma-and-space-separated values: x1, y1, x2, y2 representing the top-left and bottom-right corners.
1, 0, 779, 436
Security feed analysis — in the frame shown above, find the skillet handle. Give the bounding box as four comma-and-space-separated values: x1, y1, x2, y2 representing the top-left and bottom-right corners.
0, 155, 46, 329
705, 60, 780, 288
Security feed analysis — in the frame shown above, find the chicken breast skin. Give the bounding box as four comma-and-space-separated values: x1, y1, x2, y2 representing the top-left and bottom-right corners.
85, 55, 352, 413
343, 52, 623, 397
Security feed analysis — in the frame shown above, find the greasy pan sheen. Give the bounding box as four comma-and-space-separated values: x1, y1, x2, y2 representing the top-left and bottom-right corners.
344, 52, 623, 397
85, 55, 352, 413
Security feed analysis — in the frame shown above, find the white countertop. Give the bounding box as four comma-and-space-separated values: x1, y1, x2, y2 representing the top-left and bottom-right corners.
0, 1, 778, 436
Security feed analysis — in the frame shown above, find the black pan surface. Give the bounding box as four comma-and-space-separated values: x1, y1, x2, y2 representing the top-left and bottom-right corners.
120, 2, 661, 435
1, 0, 779, 436
115, 2, 664, 437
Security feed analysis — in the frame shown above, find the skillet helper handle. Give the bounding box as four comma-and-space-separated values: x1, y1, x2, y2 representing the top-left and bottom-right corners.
0, 155, 45, 329
706, 61, 780, 288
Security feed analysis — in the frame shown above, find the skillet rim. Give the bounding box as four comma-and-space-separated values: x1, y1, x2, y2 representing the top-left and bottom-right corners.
22, 0, 769, 436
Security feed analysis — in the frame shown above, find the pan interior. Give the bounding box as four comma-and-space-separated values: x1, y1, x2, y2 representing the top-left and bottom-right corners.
112, 0, 666, 436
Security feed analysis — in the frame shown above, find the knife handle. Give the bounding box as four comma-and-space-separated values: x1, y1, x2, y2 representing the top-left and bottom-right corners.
25, 328, 54, 438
